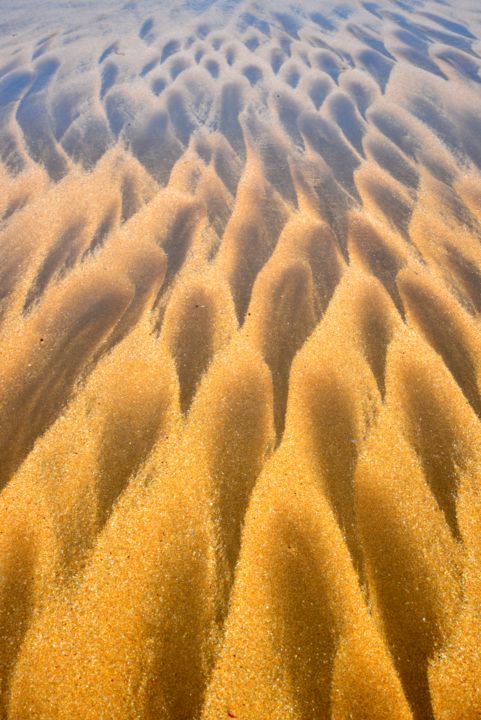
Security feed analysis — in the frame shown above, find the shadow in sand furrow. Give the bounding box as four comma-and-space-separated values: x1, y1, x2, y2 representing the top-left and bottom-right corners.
355, 330, 471, 720
294, 371, 363, 570
348, 214, 406, 314
167, 89, 197, 146
23, 220, 87, 314
0, 276, 134, 488
218, 171, 288, 323
155, 201, 200, 296
243, 34, 261, 53
0, 133, 23, 175
443, 244, 481, 314
210, 35, 224, 51
398, 269, 481, 418
456, 111, 481, 171
246, 258, 318, 439
196, 22, 213, 40
396, 46, 448, 80
435, 47, 481, 82
98, 41, 119, 64
0, 59, 24, 82
282, 62, 301, 89
188, 341, 274, 589
326, 90, 366, 156
130, 110, 183, 183
313, 49, 344, 83
363, 3, 384, 19
341, 71, 378, 118
237, 12, 271, 37
356, 285, 399, 397
164, 286, 229, 414
270, 46, 284, 74
204, 58, 220, 79
95, 379, 173, 528
169, 56, 192, 81
271, 517, 338, 719
402, 366, 462, 538
356, 426, 458, 720
421, 11, 477, 40
274, 90, 305, 148
150, 76, 166, 96
424, 28, 478, 57
139, 556, 212, 720
279, 35, 292, 58
161, 39, 180, 63
120, 173, 143, 222
223, 217, 281, 321
292, 168, 350, 259
299, 112, 361, 200
52, 87, 84, 142
218, 80, 246, 159
211, 140, 242, 196
162, 282, 236, 413
300, 223, 344, 316
356, 48, 394, 92
100, 62, 119, 99
0, 70, 34, 109
61, 114, 112, 170
306, 74, 333, 109
246, 120, 297, 205
273, 12, 301, 40
242, 63, 262, 86
365, 133, 419, 190
387, 9, 479, 56
0, 195, 27, 225
32, 39, 54, 62
104, 88, 138, 136
81, 207, 118, 260
369, 105, 421, 159
91, 243, 167, 367
348, 23, 396, 61
183, 34, 195, 50
194, 46, 206, 64
139, 17, 155, 43
16, 59, 68, 181
310, 11, 336, 32
0, 529, 38, 720
193, 171, 232, 247
393, 27, 430, 52
221, 43, 234, 67
283, 272, 394, 578
357, 162, 414, 236
0, 226, 34, 320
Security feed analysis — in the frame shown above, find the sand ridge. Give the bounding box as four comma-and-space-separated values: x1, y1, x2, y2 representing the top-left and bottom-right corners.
1, 0, 481, 718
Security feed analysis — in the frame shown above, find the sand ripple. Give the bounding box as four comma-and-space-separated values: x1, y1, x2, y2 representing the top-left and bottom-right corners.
1, 1, 481, 718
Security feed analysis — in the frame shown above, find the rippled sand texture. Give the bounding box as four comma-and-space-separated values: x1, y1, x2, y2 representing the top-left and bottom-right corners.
1, 0, 481, 718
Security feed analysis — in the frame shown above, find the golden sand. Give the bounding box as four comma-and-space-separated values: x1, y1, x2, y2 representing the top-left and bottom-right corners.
0, 140, 480, 718
1, 2, 481, 717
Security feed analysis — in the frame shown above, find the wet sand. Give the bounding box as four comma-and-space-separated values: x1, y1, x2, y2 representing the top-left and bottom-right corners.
1, 1, 481, 718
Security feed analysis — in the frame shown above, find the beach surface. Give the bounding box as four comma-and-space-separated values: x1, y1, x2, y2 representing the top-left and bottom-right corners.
1, 1, 481, 718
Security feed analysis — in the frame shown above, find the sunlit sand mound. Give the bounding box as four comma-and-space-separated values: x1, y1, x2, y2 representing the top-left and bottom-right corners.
1, 0, 481, 718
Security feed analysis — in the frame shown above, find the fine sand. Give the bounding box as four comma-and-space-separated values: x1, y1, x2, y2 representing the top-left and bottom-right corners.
1, 1, 481, 718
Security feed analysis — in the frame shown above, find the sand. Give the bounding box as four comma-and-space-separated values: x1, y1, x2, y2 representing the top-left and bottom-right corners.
0, 0, 481, 718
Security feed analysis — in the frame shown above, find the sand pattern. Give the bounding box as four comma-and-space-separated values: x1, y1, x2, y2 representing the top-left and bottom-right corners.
1, 0, 481, 718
